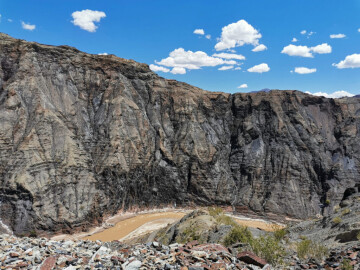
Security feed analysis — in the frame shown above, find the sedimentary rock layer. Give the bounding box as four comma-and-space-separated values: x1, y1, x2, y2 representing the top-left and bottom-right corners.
0, 33, 359, 234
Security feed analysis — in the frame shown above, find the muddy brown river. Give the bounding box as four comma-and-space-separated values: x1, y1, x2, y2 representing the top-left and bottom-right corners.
82, 211, 276, 242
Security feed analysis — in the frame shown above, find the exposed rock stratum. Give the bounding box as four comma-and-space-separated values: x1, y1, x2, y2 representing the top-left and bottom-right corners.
0, 33, 359, 234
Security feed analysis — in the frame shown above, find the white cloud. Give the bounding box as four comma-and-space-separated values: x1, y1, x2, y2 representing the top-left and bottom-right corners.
194, 29, 204, 35
292, 38, 298, 42
247, 63, 270, 73
156, 48, 236, 73
149, 64, 170, 73
71, 9, 106, 32
293, 67, 317, 74
308, 31, 315, 37
306, 91, 354, 98
358, 28, 360, 32
215, 19, 262, 51
98, 53, 108, 55
205, 34, 211, 39
330, 33, 346, 39
218, 65, 234, 71
212, 52, 245, 60
237, 83, 248, 89
21, 21, 36, 31
171, 67, 186, 74
333, 54, 360, 69
281, 44, 313, 57
252, 44, 267, 52
311, 43, 332, 54
300, 30, 315, 38
234, 67, 242, 70
281, 43, 331, 57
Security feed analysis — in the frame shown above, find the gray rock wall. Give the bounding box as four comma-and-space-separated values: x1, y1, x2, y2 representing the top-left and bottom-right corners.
0, 33, 359, 234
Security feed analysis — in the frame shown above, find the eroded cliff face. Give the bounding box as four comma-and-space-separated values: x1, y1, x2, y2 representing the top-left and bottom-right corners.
0, 33, 359, 234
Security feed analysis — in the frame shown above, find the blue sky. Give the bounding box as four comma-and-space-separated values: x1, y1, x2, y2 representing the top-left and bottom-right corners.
1, 0, 360, 97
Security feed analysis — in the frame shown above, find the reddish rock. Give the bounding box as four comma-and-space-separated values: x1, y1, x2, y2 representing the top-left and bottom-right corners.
9, 252, 19, 258
237, 251, 267, 267
15, 262, 28, 268
40, 256, 57, 270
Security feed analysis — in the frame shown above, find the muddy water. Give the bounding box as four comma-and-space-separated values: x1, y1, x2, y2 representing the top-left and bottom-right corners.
84, 212, 186, 242
83, 211, 279, 242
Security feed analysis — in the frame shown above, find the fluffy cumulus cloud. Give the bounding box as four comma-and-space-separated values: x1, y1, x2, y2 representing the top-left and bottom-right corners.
71, 9, 106, 32
247, 63, 270, 73
333, 54, 360, 69
205, 34, 211, 39
149, 64, 170, 73
21, 21, 36, 31
155, 48, 236, 74
212, 52, 245, 60
215, 19, 262, 51
311, 43, 332, 54
293, 67, 317, 74
281, 43, 331, 57
292, 38, 298, 42
218, 65, 234, 71
252, 44, 267, 52
306, 91, 354, 98
98, 53, 108, 55
193, 29, 204, 35
237, 84, 248, 89
281, 44, 312, 57
301, 30, 307, 35
330, 34, 346, 39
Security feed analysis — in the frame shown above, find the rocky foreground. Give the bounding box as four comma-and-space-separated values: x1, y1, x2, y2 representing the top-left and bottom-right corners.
1, 233, 360, 270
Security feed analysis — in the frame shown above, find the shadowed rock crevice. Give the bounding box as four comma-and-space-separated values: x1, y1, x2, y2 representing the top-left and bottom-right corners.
0, 33, 359, 234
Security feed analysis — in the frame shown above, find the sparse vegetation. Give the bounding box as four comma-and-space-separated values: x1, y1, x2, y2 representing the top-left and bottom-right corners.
208, 207, 223, 217
325, 199, 331, 206
223, 225, 253, 246
178, 223, 200, 243
340, 258, 353, 270
251, 234, 286, 265
341, 208, 351, 216
332, 217, 342, 224
333, 205, 340, 213
357, 231, 360, 241
29, 230, 37, 238
296, 237, 328, 260
208, 207, 238, 226
271, 224, 288, 241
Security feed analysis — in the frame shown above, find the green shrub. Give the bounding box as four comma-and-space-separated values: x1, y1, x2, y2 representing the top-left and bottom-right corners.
179, 225, 199, 243
340, 258, 353, 270
29, 230, 37, 238
215, 214, 238, 226
332, 217, 342, 224
271, 224, 288, 241
333, 205, 340, 213
251, 234, 286, 265
296, 237, 328, 260
208, 207, 223, 217
341, 208, 351, 216
325, 199, 331, 206
223, 225, 253, 246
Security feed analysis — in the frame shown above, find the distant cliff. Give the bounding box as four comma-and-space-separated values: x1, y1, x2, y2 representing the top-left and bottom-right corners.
0, 33, 359, 235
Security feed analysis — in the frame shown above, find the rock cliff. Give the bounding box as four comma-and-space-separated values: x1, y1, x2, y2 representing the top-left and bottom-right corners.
0, 33, 359, 234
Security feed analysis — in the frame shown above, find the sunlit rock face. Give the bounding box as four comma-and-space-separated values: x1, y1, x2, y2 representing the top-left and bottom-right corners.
0, 33, 359, 234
